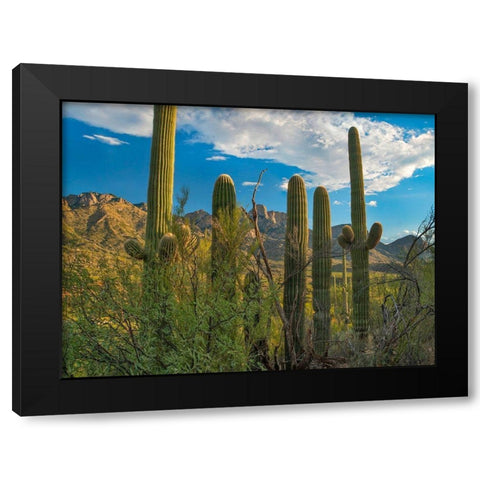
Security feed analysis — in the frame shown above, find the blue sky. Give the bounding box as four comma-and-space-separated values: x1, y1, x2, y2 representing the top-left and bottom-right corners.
62, 103, 434, 243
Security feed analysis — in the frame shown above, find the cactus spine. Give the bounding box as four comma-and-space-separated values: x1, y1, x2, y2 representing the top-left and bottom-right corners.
211, 174, 237, 278
312, 186, 331, 355
337, 127, 383, 333
283, 174, 308, 363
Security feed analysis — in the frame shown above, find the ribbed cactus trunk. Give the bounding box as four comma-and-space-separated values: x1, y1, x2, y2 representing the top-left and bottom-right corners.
123, 105, 178, 298
283, 174, 308, 366
349, 127, 370, 333
208, 174, 237, 353
145, 105, 177, 262
211, 174, 237, 280
346, 127, 383, 334
312, 186, 331, 356
342, 250, 349, 319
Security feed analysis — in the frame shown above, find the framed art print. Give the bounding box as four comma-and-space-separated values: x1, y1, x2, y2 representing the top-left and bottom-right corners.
13, 64, 468, 415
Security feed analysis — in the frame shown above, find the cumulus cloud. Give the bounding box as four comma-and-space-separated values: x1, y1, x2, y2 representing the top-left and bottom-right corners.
279, 178, 290, 191
66, 102, 434, 194
333, 200, 343, 205
83, 134, 129, 146
65, 103, 153, 137
176, 107, 434, 194
366, 200, 377, 207
206, 155, 227, 161
242, 181, 262, 187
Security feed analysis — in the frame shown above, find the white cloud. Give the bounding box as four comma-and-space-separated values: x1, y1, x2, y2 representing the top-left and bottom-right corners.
176, 107, 434, 194
279, 178, 290, 191
66, 102, 434, 194
242, 181, 262, 187
206, 155, 227, 161
83, 134, 129, 146
366, 200, 377, 207
333, 200, 343, 205
65, 103, 153, 137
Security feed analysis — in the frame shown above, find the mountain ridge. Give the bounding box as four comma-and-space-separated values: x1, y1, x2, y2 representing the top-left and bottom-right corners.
63, 192, 417, 268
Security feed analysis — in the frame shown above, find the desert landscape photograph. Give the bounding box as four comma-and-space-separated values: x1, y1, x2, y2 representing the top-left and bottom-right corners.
61, 103, 435, 377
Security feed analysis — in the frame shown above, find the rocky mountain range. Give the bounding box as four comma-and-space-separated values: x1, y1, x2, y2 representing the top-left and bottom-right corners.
63, 192, 419, 270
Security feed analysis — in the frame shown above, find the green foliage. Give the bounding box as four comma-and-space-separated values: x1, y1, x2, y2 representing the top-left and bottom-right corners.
63, 191, 283, 377
312, 186, 332, 355
283, 174, 308, 365
328, 209, 435, 367
63, 155, 434, 375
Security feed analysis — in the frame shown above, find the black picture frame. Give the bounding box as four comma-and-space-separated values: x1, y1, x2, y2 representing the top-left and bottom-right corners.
12, 63, 468, 416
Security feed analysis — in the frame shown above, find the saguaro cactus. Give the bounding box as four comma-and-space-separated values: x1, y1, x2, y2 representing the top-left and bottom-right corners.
342, 249, 349, 319
144, 105, 177, 260
337, 127, 383, 333
123, 105, 177, 287
283, 174, 308, 363
312, 186, 332, 355
124, 105, 176, 261
211, 174, 237, 277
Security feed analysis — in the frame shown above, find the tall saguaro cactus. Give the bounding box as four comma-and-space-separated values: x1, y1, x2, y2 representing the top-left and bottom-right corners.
283, 174, 308, 364
312, 186, 332, 355
211, 173, 237, 278
342, 249, 349, 319
124, 105, 177, 279
144, 105, 177, 261
337, 127, 383, 333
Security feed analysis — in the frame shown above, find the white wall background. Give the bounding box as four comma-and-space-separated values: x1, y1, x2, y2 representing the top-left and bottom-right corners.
0, 1, 477, 479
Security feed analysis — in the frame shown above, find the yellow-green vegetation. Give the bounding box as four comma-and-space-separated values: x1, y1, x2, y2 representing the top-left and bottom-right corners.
63, 220, 284, 377
62, 122, 435, 377
62, 201, 435, 375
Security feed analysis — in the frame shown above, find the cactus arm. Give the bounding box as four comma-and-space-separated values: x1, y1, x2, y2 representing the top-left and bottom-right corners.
158, 232, 178, 262
176, 223, 199, 256
366, 222, 383, 250
124, 239, 146, 260
337, 234, 350, 250
342, 225, 355, 243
